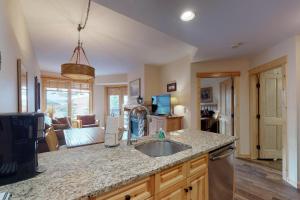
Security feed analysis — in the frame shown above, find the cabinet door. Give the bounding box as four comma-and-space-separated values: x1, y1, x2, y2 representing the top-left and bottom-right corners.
166, 118, 182, 132
156, 180, 188, 200
160, 187, 186, 200
155, 163, 187, 193
188, 172, 208, 200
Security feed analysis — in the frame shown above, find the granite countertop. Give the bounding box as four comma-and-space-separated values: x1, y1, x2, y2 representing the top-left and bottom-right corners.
0, 130, 236, 200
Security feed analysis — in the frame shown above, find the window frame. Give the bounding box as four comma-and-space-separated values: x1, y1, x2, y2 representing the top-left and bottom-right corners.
41, 76, 94, 119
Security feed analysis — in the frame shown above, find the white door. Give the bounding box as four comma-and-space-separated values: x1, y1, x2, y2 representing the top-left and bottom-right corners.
107, 86, 128, 128
259, 67, 283, 159
219, 78, 233, 136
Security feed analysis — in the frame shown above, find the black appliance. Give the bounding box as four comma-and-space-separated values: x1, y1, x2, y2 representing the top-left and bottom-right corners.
0, 112, 44, 186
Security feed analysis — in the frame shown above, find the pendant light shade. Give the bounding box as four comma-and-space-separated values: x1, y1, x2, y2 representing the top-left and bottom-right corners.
61, 42, 95, 80
61, 0, 95, 80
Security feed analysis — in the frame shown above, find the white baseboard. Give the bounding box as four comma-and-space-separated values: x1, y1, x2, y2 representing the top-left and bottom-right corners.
286, 178, 298, 188
236, 154, 251, 159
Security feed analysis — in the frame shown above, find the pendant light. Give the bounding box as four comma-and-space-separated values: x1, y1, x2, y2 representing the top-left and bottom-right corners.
61, 0, 95, 80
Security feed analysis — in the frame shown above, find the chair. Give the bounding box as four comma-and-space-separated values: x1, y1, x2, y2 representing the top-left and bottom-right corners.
52, 117, 72, 145
77, 114, 99, 128
45, 127, 59, 151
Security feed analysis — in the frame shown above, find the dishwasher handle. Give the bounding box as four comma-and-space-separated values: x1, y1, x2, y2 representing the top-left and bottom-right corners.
210, 147, 235, 161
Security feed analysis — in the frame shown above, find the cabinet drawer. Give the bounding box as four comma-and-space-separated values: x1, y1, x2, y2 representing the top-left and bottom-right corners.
93, 177, 154, 200
187, 155, 208, 177
155, 180, 187, 200
155, 163, 187, 193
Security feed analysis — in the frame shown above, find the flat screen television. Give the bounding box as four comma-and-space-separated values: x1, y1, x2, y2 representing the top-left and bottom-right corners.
152, 94, 171, 116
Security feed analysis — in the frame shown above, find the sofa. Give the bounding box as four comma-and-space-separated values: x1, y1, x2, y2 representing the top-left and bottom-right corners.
77, 114, 99, 128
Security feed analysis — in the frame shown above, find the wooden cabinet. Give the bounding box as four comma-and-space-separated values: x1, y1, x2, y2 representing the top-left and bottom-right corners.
149, 116, 183, 133
187, 155, 209, 200
156, 180, 188, 200
155, 155, 208, 200
91, 154, 208, 200
154, 163, 187, 193
188, 172, 208, 200
92, 177, 154, 200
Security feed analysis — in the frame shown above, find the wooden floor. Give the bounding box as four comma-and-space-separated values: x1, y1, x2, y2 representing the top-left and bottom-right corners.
238, 158, 282, 171
234, 159, 300, 200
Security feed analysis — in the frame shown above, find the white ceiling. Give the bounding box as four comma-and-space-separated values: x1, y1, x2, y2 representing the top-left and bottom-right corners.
94, 0, 300, 61
20, 0, 196, 75
20, 0, 300, 75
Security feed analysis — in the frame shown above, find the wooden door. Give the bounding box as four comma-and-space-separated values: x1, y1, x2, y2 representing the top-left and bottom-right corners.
219, 78, 233, 136
188, 172, 208, 200
259, 67, 283, 159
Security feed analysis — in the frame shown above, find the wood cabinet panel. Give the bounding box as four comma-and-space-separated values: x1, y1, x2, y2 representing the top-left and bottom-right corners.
149, 116, 183, 134
155, 180, 188, 200
188, 171, 208, 200
93, 177, 154, 200
166, 118, 182, 132
91, 154, 209, 200
187, 155, 208, 177
155, 163, 187, 193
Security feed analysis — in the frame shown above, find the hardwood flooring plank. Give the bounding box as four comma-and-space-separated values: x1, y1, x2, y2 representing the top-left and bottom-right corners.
235, 159, 300, 200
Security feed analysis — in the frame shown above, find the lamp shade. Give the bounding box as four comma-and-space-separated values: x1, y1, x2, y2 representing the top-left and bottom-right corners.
61, 42, 95, 80
171, 96, 179, 105
61, 63, 95, 80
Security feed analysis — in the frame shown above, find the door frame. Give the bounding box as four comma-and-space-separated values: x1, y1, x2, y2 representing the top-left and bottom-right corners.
104, 85, 128, 121
196, 72, 241, 156
249, 56, 287, 180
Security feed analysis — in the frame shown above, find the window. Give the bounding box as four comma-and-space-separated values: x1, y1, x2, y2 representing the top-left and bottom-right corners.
42, 77, 93, 119
46, 88, 68, 118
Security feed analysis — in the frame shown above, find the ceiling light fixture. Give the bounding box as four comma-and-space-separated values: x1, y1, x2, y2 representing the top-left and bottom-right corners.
180, 10, 195, 22
61, 0, 95, 80
231, 42, 244, 49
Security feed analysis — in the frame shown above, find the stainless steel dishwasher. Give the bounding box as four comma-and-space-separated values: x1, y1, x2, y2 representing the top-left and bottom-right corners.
209, 143, 235, 200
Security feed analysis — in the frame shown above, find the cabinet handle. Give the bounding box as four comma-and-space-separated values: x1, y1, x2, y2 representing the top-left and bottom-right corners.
125, 195, 131, 200
184, 188, 189, 193
189, 186, 193, 191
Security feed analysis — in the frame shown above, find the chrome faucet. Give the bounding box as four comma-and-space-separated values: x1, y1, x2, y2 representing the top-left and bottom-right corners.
127, 105, 151, 145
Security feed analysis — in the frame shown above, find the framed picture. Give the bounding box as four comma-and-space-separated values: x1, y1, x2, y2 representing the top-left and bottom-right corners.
201, 87, 213, 103
167, 82, 177, 92
129, 78, 141, 97
17, 59, 28, 112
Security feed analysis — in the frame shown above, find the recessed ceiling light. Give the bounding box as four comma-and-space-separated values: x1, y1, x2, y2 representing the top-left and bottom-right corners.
231, 42, 244, 49
180, 11, 195, 22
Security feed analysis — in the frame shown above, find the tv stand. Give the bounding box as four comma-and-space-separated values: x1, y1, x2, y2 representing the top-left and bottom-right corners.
149, 115, 183, 133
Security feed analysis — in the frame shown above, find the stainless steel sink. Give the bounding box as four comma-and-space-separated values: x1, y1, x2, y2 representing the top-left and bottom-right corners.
135, 140, 191, 157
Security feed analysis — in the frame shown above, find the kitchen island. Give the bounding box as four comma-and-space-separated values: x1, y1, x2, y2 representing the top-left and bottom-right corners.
0, 130, 236, 200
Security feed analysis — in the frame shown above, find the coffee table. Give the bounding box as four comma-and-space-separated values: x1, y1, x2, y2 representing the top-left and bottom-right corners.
63, 127, 105, 148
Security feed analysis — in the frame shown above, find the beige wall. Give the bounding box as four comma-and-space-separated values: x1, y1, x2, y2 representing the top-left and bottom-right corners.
95, 74, 127, 85
93, 74, 128, 126
250, 36, 299, 187
93, 85, 105, 127
127, 66, 145, 104
144, 64, 162, 104
0, 0, 40, 113
160, 56, 193, 128
191, 58, 251, 155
